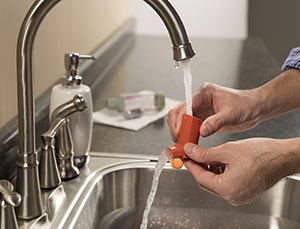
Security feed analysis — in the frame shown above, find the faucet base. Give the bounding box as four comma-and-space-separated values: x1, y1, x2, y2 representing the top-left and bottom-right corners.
16, 151, 43, 219
74, 153, 90, 169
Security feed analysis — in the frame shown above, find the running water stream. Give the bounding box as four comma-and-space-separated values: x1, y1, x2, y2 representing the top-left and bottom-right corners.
140, 148, 173, 229
140, 59, 194, 228
181, 59, 193, 116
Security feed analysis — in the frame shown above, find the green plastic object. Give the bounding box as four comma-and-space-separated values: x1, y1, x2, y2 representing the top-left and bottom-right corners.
106, 92, 165, 112
155, 92, 165, 111
106, 96, 125, 112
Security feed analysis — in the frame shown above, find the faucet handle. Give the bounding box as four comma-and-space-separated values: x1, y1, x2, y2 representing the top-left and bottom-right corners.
39, 118, 68, 189
40, 95, 88, 188
0, 180, 21, 229
0, 180, 22, 208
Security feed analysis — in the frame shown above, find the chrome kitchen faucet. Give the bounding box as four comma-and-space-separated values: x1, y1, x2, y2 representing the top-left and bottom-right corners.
16, 0, 195, 220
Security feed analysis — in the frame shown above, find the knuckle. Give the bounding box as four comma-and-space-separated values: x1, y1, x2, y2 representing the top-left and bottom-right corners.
200, 82, 215, 90
219, 140, 237, 151
209, 115, 221, 130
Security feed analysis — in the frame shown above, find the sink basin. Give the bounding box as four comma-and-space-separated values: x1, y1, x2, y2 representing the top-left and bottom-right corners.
50, 153, 300, 229
20, 153, 300, 229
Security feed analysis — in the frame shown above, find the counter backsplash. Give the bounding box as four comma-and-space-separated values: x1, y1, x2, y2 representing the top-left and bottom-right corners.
0, 19, 136, 183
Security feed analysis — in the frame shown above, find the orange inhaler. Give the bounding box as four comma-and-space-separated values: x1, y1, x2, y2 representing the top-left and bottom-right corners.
168, 114, 203, 169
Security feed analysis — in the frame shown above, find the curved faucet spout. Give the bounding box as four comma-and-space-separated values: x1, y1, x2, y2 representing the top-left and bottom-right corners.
143, 0, 196, 61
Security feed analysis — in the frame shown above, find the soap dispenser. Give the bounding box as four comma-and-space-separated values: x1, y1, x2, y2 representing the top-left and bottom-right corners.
49, 52, 95, 168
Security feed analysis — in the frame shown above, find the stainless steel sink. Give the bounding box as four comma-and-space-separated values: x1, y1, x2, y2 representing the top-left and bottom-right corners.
19, 152, 300, 229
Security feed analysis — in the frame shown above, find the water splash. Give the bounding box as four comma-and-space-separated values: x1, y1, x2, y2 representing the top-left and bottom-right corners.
140, 148, 173, 229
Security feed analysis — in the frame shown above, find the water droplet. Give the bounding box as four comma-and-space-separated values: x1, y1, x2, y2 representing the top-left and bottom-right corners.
174, 61, 180, 69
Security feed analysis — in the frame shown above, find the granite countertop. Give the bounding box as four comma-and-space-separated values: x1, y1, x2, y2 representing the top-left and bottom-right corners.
90, 34, 299, 156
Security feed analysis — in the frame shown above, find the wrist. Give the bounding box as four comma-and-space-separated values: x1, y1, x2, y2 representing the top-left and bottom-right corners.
250, 86, 270, 124
270, 138, 300, 178
257, 138, 300, 188
242, 87, 267, 126
278, 138, 300, 175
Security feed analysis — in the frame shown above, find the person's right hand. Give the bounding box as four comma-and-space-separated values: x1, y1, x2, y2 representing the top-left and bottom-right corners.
182, 137, 300, 206
168, 82, 262, 142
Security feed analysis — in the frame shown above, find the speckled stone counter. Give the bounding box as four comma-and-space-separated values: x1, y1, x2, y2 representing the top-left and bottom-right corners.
90, 34, 297, 156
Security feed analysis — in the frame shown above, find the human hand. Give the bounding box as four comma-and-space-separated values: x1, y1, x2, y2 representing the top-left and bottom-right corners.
168, 83, 262, 142
183, 138, 300, 206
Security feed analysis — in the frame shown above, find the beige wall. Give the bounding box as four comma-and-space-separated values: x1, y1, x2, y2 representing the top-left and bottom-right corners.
0, 0, 129, 129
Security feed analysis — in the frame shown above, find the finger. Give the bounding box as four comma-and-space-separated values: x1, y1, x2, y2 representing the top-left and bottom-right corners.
175, 107, 186, 134
200, 109, 229, 137
184, 143, 226, 164
167, 105, 181, 142
167, 116, 177, 142
168, 102, 186, 139
184, 159, 222, 197
184, 145, 233, 201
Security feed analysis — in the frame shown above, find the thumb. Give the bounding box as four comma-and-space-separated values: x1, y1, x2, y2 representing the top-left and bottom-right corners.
184, 143, 214, 163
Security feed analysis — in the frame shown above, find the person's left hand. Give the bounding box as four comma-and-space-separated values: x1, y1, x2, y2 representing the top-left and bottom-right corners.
183, 137, 300, 206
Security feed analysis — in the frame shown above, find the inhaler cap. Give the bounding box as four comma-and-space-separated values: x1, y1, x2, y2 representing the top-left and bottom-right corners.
155, 92, 165, 111
106, 96, 125, 112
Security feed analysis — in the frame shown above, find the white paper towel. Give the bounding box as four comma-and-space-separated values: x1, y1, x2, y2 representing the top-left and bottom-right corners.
93, 91, 181, 131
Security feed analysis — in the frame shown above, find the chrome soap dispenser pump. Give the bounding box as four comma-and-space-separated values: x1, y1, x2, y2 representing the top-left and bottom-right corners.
49, 52, 95, 168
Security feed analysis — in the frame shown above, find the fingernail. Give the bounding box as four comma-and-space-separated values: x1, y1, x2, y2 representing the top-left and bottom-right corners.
184, 143, 196, 155
202, 123, 212, 136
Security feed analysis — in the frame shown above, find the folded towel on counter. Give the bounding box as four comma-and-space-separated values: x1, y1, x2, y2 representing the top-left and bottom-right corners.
93, 91, 181, 131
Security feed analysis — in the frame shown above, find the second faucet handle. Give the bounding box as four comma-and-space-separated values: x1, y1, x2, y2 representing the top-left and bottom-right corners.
39, 118, 68, 189
0, 180, 21, 229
